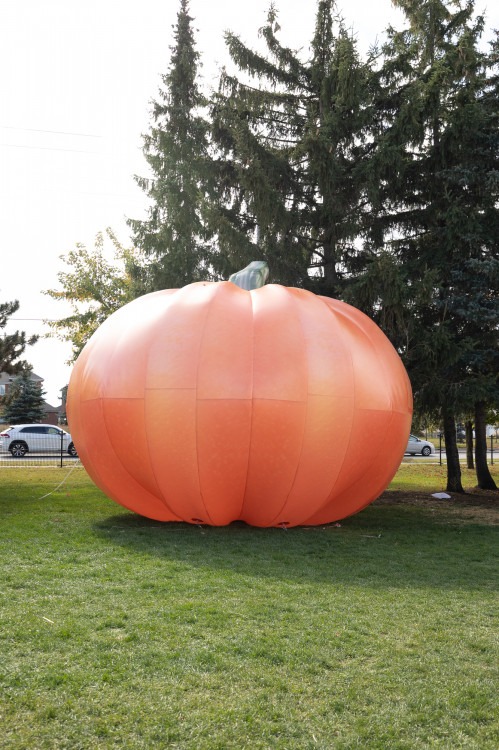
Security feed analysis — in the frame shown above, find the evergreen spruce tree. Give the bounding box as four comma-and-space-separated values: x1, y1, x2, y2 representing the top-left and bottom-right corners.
357, 0, 498, 492
0, 300, 37, 374
128, 0, 215, 289
210, 0, 371, 293
435, 21, 498, 489
3, 370, 46, 424
464, 30, 499, 490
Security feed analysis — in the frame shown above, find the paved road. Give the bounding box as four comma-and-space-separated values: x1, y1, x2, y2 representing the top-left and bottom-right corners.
402, 448, 496, 463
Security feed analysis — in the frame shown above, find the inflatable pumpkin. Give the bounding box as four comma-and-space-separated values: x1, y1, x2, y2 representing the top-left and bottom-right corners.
67, 263, 412, 526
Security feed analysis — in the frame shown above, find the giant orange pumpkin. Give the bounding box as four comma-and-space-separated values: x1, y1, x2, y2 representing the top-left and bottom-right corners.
67, 269, 412, 527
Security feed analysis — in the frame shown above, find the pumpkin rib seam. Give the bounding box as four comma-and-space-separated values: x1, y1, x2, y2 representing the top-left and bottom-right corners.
268, 289, 310, 527
301, 296, 358, 525
238, 288, 255, 523
193, 285, 220, 525
140, 293, 184, 521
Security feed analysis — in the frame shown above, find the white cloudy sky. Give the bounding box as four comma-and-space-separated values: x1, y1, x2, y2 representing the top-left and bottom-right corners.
1, 0, 497, 403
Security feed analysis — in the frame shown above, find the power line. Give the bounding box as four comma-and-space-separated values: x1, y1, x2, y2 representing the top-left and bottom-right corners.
0, 143, 98, 154
9, 318, 60, 323
0, 125, 101, 138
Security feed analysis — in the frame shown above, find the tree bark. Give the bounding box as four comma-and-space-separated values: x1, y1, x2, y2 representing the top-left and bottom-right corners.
465, 419, 474, 470
474, 402, 497, 490
443, 408, 465, 493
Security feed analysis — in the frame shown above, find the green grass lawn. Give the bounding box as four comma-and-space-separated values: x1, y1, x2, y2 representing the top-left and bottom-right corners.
391, 462, 499, 492
0, 467, 497, 749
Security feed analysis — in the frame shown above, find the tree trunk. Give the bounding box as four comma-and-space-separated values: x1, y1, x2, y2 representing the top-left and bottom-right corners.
443, 408, 465, 493
465, 419, 474, 470
474, 402, 497, 490
322, 243, 339, 298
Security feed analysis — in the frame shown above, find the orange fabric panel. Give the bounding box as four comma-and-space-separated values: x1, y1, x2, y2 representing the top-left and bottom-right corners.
100, 398, 162, 501
321, 296, 413, 415
241, 399, 307, 526
103, 290, 176, 398
67, 397, 179, 522
146, 283, 218, 391
328, 408, 395, 501
251, 285, 308, 402
196, 399, 252, 525
74, 291, 176, 401
286, 289, 354, 398
320, 298, 392, 412
268, 394, 355, 527
305, 410, 412, 524
196, 283, 254, 400
143, 388, 209, 523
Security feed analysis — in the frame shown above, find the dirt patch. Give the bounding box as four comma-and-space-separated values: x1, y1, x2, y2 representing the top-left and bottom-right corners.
376, 489, 499, 525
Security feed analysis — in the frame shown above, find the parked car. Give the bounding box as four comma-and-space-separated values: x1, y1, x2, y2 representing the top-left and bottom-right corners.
405, 433, 435, 457
0, 424, 78, 457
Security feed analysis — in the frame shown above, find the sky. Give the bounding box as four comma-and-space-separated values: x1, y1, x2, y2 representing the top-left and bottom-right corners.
1, 0, 497, 404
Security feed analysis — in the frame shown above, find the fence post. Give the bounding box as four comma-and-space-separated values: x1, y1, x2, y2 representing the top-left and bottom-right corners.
439, 432, 442, 466
60, 428, 64, 469
491, 435, 494, 466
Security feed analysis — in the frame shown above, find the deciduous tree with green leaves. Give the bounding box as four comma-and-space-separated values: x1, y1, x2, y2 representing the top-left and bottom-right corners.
44, 230, 144, 362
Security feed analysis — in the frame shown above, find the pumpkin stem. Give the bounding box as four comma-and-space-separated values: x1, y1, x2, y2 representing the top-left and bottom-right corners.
229, 261, 269, 291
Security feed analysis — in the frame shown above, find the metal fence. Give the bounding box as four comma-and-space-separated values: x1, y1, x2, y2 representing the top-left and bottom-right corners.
0, 425, 496, 469
0, 454, 82, 468
429, 434, 497, 466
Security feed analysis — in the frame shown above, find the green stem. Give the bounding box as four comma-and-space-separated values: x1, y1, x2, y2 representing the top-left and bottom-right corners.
229, 261, 269, 291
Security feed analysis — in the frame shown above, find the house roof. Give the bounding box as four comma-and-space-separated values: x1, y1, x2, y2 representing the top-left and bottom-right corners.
0, 370, 44, 385
42, 401, 64, 413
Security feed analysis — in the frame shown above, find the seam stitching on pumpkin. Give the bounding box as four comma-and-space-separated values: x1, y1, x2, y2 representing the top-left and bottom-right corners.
316, 410, 401, 518
268, 289, 309, 527
238, 288, 255, 522
97, 399, 156, 517
193, 286, 218, 525
301, 296, 357, 524
142, 292, 184, 520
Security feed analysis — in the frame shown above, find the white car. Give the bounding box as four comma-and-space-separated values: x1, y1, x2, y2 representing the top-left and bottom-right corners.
0, 424, 78, 457
405, 433, 435, 457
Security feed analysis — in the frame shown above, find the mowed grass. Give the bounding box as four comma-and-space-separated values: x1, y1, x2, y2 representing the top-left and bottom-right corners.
392, 461, 499, 492
0, 467, 497, 749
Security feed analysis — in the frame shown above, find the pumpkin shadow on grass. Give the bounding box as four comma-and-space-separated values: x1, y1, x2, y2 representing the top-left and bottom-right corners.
92, 502, 498, 592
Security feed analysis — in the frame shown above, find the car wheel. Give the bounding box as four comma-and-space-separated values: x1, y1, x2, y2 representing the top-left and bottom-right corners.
421, 446, 431, 457
10, 441, 27, 458
68, 443, 78, 457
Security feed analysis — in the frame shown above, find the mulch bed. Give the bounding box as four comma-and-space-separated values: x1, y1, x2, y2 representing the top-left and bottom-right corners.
376, 488, 499, 524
